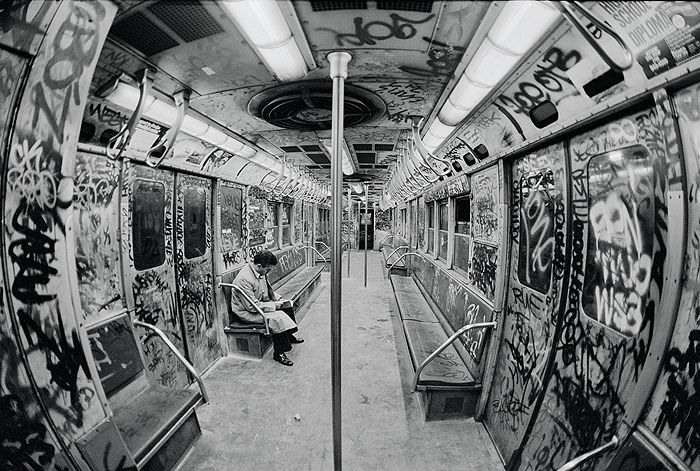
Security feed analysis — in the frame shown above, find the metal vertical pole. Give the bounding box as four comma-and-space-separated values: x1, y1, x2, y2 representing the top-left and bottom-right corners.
363, 185, 368, 287
347, 188, 351, 277
356, 200, 360, 251
328, 51, 350, 471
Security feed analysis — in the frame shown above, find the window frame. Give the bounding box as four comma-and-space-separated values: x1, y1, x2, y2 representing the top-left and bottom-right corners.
132, 179, 167, 271
453, 195, 471, 275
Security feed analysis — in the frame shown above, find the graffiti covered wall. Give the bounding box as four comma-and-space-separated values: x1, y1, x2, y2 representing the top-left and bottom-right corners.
642, 83, 700, 469
2, 0, 116, 457
74, 153, 123, 320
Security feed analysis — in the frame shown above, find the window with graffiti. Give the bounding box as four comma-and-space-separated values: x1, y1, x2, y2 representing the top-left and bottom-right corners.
582, 146, 655, 337
220, 185, 242, 253
427, 202, 435, 254
517, 170, 555, 294
453, 196, 471, 274
282, 203, 292, 246
416, 197, 425, 250
266, 202, 279, 250
248, 193, 267, 247
438, 199, 448, 260
133, 179, 166, 270
184, 186, 207, 259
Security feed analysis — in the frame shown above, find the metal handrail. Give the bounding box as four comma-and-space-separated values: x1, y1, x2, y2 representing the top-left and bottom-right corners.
314, 240, 331, 254
378, 234, 396, 248
557, 1, 633, 72
133, 320, 209, 404
555, 435, 619, 471
411, 321, 497, 391
219, 282, 271, 335
300, 245, 328, 264
388, 251, 419, 273
386, 245, 408, 263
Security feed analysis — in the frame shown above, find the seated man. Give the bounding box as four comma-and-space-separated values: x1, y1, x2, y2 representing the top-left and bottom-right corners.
231, 250, 303, 366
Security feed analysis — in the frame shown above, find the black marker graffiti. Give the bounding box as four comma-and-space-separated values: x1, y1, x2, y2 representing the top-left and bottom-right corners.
498, 47, 581, 117
399, 37, 465, 78
0, 393, 57, 470
320, 13, 434, 47
655, 329, 700, 466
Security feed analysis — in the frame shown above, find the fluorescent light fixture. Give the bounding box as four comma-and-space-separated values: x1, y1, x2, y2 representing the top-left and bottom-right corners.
221, 0, 309, 81
426, 118, 456, 141
489, 0, 561, 55
349, 183, 363, 194
103, 81, 256, 159
321, 139, 356, 176
464, 37, 521, 87
432, 1, 560, 137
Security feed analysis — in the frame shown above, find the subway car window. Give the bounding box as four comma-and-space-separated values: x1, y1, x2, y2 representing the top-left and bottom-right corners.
220, 186, 243, 252
582, 146, 654, 337
184, 186, 207, 259
132, 180, 166, 270
267, 202, 279, 250
427, 202, 435, 254
453, 196, 471, 274
438, 199, 448, 260
282, 203, 292, 246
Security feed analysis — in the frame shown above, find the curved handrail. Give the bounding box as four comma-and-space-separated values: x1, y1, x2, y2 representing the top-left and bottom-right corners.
133, 320, 209, 404
106, 71, 152, 161
388, 251, 419, 273
386, 245, 408, 263
557, 1, 633, 72
299, 245, 328, 264
314, 240, 331, 254
411, 321, 497, 391
555, 435, 619, 471
378, 234, 395, 248
146, 90, 188, 168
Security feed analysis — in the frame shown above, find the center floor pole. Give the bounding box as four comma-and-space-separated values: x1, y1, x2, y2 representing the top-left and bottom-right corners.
363, 185, 368, 287
347, 187, 351, 277
328, 51, 351, 471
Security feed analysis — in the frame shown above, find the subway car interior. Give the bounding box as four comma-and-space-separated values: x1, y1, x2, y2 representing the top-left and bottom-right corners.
1, 0, 699, 470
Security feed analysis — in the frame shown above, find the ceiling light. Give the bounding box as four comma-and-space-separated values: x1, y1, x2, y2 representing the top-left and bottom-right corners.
349, 183, 363, 194
464, 37, 521, 87
429, 1, 560, 144
221, 0, 310, 81
488, 0, 560, 55
322, 139, 356, 176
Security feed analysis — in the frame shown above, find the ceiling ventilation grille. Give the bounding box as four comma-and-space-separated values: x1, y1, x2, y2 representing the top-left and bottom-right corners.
309, 0, 368, 11
377, 1, 434, 13
111, 1, 224, 57
249, 82, 385, 131
147, 2, 223, 42
111, 12, 178, 56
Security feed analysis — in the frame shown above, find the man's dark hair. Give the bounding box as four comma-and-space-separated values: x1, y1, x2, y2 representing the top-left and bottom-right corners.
253, 250, 277, 267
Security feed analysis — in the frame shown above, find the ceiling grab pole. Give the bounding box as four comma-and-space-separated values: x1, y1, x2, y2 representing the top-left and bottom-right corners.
328, 50, 351, 471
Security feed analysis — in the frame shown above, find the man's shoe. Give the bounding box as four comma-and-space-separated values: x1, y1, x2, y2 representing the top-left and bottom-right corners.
273, 353, 293, 366
290, 336, 304, 344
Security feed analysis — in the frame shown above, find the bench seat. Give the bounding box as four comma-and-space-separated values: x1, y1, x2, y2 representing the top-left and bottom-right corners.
86, 312, 203, 469
113, 385, 201, 465
391, 277, 439, 323
390, 274, 481, 420
223, 264, 323, 357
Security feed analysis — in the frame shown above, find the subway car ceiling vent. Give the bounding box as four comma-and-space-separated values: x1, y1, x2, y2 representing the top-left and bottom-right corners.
111, 1, 223, 57
308, 0, 368, 12
248, 81, 385, 131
